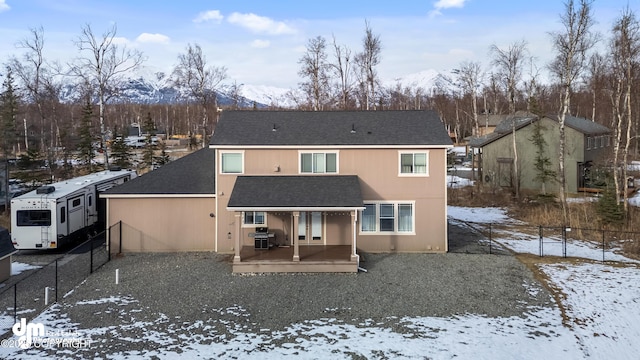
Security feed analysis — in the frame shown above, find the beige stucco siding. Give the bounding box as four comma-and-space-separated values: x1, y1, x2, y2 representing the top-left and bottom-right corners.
216, 147, 448, 253
108, 197, 216, 253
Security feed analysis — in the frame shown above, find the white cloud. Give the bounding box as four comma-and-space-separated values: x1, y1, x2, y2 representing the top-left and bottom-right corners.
136, 33, 170, 44
434, 0, 466, 10
429, 0, 467, 17
250, 39, 270, 48
0, 0, 9, 12
193, 10, 224, 23
227, 12, 296, 35
111, 37, 131, 45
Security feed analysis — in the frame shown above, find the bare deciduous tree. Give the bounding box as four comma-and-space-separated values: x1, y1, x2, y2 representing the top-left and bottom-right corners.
172, 43, 227, 147
454, 61, 484, 136
355, 20, 382, 110
10, 26, 63, 173
490, 40, 528, 199
72, 23, 145, 167
549, 0, 597, 225
297, 36, 330, 111
331, 35, 353, 110
608, 7, 640, 214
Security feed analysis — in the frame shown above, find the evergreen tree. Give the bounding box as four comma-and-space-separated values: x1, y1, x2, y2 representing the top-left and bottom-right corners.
155, 140, 171, 168
1, 67, 19, 211
77, 99, 96, 171
109, 127, 133, 169
596, 187, 624, 225
529, 120, 556, 194
141, 112, 157, 171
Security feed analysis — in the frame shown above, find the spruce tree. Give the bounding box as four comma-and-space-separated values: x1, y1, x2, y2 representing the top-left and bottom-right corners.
1, 67, 19, 211
141, 112, 156, 171
77, 99, 96, 171
109, 127, 133, 169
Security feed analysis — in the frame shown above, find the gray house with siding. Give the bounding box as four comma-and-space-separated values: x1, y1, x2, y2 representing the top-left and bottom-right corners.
470, 114, 611, 194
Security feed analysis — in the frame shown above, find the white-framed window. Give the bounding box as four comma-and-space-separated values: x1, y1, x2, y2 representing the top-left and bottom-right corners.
399, 151, 428, 176
360, 201, 415, 234
586, 137, 593, 150
220, 151, 243, 174
299, 151, 338, 173
243, 211, 266, 227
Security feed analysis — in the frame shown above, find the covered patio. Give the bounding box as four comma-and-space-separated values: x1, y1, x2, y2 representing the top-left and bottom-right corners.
227, 175, 364, 273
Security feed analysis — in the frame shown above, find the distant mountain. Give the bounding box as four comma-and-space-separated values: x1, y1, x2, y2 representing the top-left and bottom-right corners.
383, 69, 454, 94
58, 67, 452, 108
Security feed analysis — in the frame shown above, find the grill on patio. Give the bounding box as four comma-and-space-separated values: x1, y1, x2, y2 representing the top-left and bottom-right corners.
251, 227, 275, 249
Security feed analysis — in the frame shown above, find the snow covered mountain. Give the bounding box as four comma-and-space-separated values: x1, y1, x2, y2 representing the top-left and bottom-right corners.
58, 66, 450, 108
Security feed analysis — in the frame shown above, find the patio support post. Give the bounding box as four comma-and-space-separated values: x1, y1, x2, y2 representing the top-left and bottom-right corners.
351, 211, 359, 262
233, 213, 241, 263
292, 211, 300, 262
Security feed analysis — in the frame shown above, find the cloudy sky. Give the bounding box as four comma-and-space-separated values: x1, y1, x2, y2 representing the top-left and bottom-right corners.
0, 0, 638, 89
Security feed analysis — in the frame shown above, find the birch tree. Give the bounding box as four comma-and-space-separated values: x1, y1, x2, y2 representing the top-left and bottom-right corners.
172, 43, 227, 147
549, 0, 597, 225
355, 21, 382, 110
72, 23, 145, 168
490, 40, 528, 198
10, 27, 62, 173
454, 61, 484, 136
331, 35, 353, 110
608, 7, 640, 215
298, 36, 330, 111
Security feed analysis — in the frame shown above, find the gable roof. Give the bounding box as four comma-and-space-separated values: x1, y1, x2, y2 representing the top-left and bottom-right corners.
470, 114, 610, 148
210, 110, 453, 147
227, 175, 363, 210
102, 147, 215, 196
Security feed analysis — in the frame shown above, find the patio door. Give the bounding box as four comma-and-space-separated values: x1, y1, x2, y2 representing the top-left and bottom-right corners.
298, 211, 323, 245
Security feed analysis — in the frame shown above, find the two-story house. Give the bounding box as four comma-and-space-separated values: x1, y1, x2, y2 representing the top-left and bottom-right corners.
102, 110, 453, 273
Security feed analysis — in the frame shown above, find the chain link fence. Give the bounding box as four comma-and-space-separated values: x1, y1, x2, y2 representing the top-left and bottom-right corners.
451, 218, 640, 262
0, 228, 112, 339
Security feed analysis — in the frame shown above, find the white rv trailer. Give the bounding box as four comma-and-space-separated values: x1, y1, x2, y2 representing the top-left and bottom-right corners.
10, 169, 136, 250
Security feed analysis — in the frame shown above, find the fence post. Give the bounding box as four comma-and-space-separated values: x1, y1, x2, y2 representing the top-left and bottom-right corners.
562, 227, 567, 258
13, 283, 17, 324
90, 234, 94, 274
489, 223, 492, 254
602, 229, 606, 263
55, 258, 58, 303
119, 221, 123, 255
539, 225, 543, 257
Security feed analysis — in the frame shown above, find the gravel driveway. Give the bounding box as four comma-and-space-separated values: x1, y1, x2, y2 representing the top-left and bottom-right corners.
3, 222, 555, 357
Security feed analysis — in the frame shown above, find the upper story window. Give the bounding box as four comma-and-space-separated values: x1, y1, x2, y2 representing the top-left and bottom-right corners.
586, 136, 593, 150
300, 152, 338, 173
399, 151, 428, 176
221, 151, 243, 174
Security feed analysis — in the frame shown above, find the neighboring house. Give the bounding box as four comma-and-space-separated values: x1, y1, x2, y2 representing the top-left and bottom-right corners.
103, 110, 453, 273
0, 227, 18, 282
469, 114, 611, 194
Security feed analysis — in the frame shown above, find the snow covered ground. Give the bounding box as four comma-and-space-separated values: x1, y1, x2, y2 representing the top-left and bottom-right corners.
1, 207, 639, 359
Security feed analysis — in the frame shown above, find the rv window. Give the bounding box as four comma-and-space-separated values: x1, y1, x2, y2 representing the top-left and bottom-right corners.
88, 195, 92, 206
61, 206, 66, 223
72, 198, 81, 207
16, 210, 52, 226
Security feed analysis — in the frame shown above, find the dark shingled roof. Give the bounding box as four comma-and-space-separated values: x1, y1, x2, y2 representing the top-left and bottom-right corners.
470, 114, 611, 147
103, 147, 215, 195
227, 176, 363, 209
0, 227, 17, 260
210, 110, 453, 146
